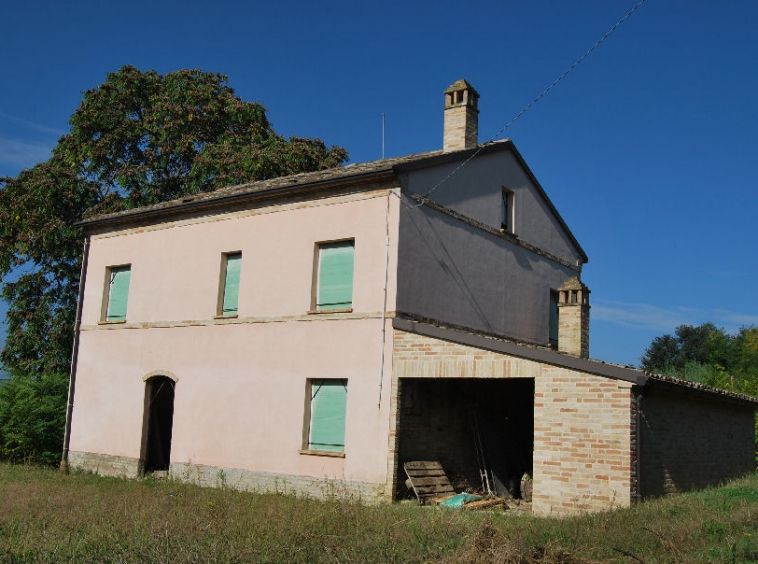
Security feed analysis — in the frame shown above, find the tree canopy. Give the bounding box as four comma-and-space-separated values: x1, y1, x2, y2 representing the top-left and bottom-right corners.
641, 322, 758, 396
0, 65, 348, 463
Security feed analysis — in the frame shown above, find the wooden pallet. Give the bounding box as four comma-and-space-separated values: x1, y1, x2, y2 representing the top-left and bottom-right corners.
403, 461, 456, 504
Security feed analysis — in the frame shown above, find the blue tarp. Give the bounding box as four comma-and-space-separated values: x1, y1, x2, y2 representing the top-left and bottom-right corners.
439, 493, 483, 509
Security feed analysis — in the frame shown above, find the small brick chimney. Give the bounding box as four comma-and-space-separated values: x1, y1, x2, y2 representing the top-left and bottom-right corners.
443, 79, 479, 152
557, 277, 590, 359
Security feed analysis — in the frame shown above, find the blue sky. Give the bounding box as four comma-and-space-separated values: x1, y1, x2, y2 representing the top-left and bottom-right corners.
1, 0, 757, 371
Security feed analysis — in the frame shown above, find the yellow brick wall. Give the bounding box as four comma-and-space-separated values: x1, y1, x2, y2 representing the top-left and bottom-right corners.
391, 329, 634, 516
533, 370, 633, 515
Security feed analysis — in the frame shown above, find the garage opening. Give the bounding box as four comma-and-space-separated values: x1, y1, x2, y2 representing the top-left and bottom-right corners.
140, 376, 175, 474
396, 378, 534, 500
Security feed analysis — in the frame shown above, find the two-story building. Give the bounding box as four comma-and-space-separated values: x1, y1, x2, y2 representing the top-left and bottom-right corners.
63, 80, 757, 515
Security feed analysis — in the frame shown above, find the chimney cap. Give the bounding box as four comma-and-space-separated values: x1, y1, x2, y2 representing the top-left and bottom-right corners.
444, 79, 479, 97
558, 277, 589, 292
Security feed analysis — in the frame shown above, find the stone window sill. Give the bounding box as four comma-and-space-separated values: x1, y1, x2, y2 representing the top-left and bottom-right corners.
307, 308, 353, 315
298, 449, 345, 459
213, 314, 239, 320
98, 320, 126, 325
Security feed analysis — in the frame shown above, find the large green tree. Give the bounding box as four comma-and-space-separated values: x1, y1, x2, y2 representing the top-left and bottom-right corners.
0, 65, 347, 463
641, 322, 731, 374
640, 322, 758, 387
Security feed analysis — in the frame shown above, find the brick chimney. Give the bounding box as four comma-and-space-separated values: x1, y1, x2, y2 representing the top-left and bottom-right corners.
557, 277, 590, 359
443, 79, 479, 152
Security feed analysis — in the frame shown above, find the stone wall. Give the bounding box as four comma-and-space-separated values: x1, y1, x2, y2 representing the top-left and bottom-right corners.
68, 451, 387, 502
639, 386, 755, 497
68, 451, 141, 477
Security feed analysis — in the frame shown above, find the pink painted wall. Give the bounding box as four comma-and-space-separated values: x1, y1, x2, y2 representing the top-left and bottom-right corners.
70, 192, 400, 486
80, 194, 398, 324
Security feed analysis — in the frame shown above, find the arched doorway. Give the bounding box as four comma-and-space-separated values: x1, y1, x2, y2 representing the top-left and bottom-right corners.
140, 376, 175, 474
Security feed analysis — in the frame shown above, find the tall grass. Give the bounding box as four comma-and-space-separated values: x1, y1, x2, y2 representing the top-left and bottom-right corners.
1, 463, 757, 563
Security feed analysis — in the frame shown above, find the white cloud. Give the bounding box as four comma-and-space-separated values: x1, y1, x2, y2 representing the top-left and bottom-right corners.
0, 111, 65, 137
0, 136, 54, 172
592, 299, 758, 334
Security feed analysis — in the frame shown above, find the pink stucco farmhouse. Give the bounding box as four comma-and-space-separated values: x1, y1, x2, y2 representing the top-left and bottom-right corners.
63, 80, 757, 516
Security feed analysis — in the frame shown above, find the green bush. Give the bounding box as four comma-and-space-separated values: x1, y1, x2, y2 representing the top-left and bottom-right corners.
0, 371, 68, 465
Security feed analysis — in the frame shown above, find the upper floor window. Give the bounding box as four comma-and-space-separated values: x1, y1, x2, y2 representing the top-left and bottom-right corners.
501, 188, 514, 233
218, 252, 242, 316
315, 240, 354, 311
549, 290, 559, 348
103, 265, 131, 322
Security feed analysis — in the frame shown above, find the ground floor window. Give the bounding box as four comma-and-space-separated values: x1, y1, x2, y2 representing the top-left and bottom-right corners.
307, 379, 347, 452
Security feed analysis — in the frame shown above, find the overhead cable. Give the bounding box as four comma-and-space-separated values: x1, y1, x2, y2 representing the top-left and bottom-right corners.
416, 0, 648, 205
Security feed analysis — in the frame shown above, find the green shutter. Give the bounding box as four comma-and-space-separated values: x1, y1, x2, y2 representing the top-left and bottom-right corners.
317, 241, 354, 310
309, 379, 347, 452
222, 253, 241, 315
106, 266, 131, 321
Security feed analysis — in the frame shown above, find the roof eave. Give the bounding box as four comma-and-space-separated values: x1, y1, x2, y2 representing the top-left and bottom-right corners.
77, 167, 398, 232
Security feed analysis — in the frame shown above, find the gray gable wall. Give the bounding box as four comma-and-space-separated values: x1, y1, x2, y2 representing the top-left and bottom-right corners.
396, 146, 585, 347
400, 149, 584, 266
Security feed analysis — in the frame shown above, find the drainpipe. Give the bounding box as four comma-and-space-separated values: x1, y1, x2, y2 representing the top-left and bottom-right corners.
60, 235, 90, 473
377, 193, 391, 408
635, 391, 644, 503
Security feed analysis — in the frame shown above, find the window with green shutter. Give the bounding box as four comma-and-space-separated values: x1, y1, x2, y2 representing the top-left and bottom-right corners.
308, 379, 347, 452
220, 252, 242, 315
316, 241, 354, 311
106, 265, 131, 322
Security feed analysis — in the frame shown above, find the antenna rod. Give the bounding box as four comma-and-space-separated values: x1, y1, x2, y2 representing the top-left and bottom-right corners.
381, 113, 385, 159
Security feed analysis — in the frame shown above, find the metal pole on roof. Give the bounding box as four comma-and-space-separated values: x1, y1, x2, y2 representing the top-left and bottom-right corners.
381, 113, 385, 160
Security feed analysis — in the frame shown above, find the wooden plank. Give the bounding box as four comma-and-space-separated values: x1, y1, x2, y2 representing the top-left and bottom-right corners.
406, 476, 450, 486
463, 498, 506, 511
404, 469, 448, 478
404, 461, 444, 470
415, 488, 455, 496
413, 484, 456, 493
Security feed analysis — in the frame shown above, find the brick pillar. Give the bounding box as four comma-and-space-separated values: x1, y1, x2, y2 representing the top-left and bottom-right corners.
557, 277, 590, 359
443, 79, 479, 152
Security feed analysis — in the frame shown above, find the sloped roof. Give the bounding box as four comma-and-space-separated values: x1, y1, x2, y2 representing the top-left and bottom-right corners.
77, 140, 587, 262
393, 317, 758, 408
79, 149, 436, 229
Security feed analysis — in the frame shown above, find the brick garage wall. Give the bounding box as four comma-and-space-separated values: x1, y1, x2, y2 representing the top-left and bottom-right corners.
392, 330, 635, 516
533, 371, 634, 516
639, 386, 755, 497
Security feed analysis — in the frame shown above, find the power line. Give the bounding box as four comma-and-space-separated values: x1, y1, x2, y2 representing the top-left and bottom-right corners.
417, 0, 648, 205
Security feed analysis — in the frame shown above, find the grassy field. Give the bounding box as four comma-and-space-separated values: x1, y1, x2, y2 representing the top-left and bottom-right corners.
1, 464, 757, 563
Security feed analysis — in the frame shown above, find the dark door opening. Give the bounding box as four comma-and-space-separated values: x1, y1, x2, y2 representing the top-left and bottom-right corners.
141, 376, 175, 473
396, 378, 534, 499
